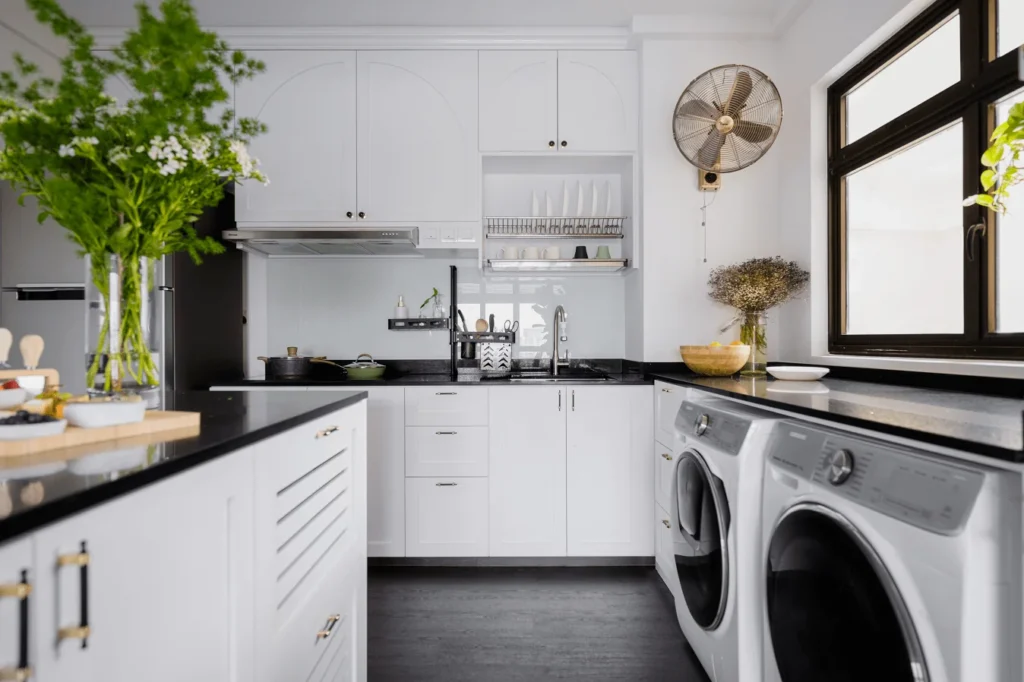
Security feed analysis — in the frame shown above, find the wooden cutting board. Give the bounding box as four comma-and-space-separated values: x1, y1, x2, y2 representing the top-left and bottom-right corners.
0, 411, 201, 457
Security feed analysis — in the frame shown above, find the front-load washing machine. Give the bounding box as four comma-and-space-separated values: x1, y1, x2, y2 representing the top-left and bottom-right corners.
762, 421, 1022, 682
670, 398, 778, 682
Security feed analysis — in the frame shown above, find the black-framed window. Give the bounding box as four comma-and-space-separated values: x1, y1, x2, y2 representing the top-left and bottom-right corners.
827, 0, 1023, 359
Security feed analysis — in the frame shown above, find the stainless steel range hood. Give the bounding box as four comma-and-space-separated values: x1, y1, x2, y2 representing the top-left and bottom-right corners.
222, 227, 421, 257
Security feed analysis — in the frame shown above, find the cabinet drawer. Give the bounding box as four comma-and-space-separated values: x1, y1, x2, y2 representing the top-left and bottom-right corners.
406, 427, 488, 477
654, 443, 675, 512
274, 548, 355, 682
655, 382, 686, 448
405, 477, 488, 556
268, 411, 353, 495
405, 387, 488, 426
654, 502, 681, 601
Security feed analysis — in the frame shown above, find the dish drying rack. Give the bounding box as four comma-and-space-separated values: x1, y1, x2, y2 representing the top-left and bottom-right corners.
485, 217, 625, 238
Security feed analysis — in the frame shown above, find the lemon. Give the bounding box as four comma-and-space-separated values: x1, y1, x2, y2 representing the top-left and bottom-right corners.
709, 341, 722, 348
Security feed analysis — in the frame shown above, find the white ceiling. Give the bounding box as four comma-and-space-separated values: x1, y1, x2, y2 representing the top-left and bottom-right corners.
61, 0, 786, 28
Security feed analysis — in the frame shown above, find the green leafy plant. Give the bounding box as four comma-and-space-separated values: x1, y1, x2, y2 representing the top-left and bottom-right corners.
965, 99, 1023, 214
420, 287, 440, 310
0, 0, 268, 393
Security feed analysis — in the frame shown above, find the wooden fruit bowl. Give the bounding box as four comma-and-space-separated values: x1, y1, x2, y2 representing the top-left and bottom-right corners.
680, 345, 751, 377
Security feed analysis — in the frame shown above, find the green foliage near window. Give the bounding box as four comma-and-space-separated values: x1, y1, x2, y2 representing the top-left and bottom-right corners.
965, 100, 1023, 214
0, 0, 269, 392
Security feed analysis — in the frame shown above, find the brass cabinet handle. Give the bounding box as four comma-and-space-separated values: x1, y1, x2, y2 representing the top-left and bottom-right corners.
661, 453, 673, 461
0, 570, 31, 681
316, 614, 341, 640
662, 519, 671, 528
315, 426, 339, 439
57, 542, 90, 648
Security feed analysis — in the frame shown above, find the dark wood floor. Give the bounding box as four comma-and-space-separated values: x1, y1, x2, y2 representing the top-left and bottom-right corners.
368, 566, 711, 682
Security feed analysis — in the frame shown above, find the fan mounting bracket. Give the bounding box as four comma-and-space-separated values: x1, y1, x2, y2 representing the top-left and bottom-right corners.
698, 169, 721, 191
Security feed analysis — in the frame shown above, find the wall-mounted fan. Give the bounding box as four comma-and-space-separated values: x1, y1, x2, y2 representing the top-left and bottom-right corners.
673, 65, 783, 189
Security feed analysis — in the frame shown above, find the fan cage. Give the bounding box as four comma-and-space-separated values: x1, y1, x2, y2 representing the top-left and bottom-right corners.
673, 64, 783, 173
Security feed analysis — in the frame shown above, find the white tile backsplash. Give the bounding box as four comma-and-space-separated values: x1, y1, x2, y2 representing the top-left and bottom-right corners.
266, 258, 626, 360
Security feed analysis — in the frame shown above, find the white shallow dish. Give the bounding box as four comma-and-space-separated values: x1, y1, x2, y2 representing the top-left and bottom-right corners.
767, 366, 830, 381
0, 389, 28, 410
0, 419, 67, 441
64, 401, 146, 429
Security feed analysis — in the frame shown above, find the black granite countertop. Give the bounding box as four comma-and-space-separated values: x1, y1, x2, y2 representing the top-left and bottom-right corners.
216, 372, 652, 387
652, 373, 1024, 463
0, 390, 367, 543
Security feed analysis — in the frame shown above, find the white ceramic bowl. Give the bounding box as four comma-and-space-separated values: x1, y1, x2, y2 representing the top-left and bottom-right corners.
0, 389, 29, 410
0, 419, 67, 441
63, 401, 146, 429
767, 366, 830, 381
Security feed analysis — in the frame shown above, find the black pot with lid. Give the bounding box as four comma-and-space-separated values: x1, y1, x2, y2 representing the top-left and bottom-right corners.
257, 347, 345, 380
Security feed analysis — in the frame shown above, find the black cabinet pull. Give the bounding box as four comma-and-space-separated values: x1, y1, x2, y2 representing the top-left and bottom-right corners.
346, 211, 353, 218
358, 211, 365, 219
548, 140, 555, 147
560, 140, 567, 147
57, 541, 90, 648
0, 570, 32, 680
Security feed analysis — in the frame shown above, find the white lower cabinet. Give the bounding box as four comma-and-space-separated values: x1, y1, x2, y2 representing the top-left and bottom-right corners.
654, 502, 681, 601
567, 386, 654, 556
488, 387, 567, 557
406, 426, 488, 478
32, 451, 256, 682
405, 477, 488, 557
655, 381, 686, 448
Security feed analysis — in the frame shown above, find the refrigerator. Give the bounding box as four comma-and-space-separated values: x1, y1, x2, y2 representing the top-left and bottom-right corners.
0, 185, 244, 398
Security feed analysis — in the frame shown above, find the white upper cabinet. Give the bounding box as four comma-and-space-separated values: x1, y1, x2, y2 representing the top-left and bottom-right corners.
478, 50, 637, 153
235, 51, 358, 225
566, 386, 653, 556
479, 51, 558, 152
357, 51, 479, 222
488, 387, 567, 557
557, 51, 638, 153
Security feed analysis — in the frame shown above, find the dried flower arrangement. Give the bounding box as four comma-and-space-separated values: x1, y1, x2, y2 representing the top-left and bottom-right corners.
708, 256, 809, 314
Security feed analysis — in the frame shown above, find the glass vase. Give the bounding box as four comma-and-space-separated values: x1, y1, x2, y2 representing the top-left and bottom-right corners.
739, 312, 767, 377
85, 254, 161, 406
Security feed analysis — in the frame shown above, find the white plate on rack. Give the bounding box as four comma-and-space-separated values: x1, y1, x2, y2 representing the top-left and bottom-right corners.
0, 417, 67, 440
767, 366, 830, 381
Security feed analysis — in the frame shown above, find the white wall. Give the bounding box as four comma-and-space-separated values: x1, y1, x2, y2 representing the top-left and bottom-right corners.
263, 257, 626, 362
638, 38, 782, 362
774, 0, 929, 361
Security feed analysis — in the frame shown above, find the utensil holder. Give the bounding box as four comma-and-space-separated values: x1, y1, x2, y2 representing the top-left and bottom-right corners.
480, 343, 512, 372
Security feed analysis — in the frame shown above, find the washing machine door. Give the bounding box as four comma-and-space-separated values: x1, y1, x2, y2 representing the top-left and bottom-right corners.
673, 448, 730, 631
766, 504, 928, 682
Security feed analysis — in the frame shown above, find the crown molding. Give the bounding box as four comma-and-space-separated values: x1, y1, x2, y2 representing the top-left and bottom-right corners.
87, 25, 631, 51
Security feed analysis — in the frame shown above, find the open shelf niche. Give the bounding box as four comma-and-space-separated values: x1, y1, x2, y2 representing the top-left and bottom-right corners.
480, 154, 636, 274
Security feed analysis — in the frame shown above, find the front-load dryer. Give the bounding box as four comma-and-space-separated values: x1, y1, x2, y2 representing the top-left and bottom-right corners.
762, 421, 1022, 682
670, 398, 778, 682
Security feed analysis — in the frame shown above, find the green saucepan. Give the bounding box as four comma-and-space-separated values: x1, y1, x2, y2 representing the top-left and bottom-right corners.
343, 354, 387, 380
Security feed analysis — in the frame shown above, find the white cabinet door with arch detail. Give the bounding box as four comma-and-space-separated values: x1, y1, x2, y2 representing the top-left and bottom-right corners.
557, 51, 638, 152
479, 51, 558, 152
357, 51, 478, 222
235, 51, 357, 225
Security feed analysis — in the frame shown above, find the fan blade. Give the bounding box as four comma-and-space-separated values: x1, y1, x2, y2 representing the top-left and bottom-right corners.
733, 120, 774, 144
724, 71, 754, 118
696, 130, 726, 169
676, 99, 719, 121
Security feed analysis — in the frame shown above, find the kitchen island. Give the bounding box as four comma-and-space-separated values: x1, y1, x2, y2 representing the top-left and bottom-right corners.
0, 390, 368, 682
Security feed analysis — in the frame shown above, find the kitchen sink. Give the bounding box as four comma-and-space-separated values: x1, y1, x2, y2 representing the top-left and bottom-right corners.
508, 371, 612, 384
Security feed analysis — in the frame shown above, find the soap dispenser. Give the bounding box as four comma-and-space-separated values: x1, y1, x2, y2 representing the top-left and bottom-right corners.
394, 296, 409, 319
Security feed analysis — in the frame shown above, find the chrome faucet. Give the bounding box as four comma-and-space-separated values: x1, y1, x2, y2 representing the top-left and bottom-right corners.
551, 305, 569, 375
